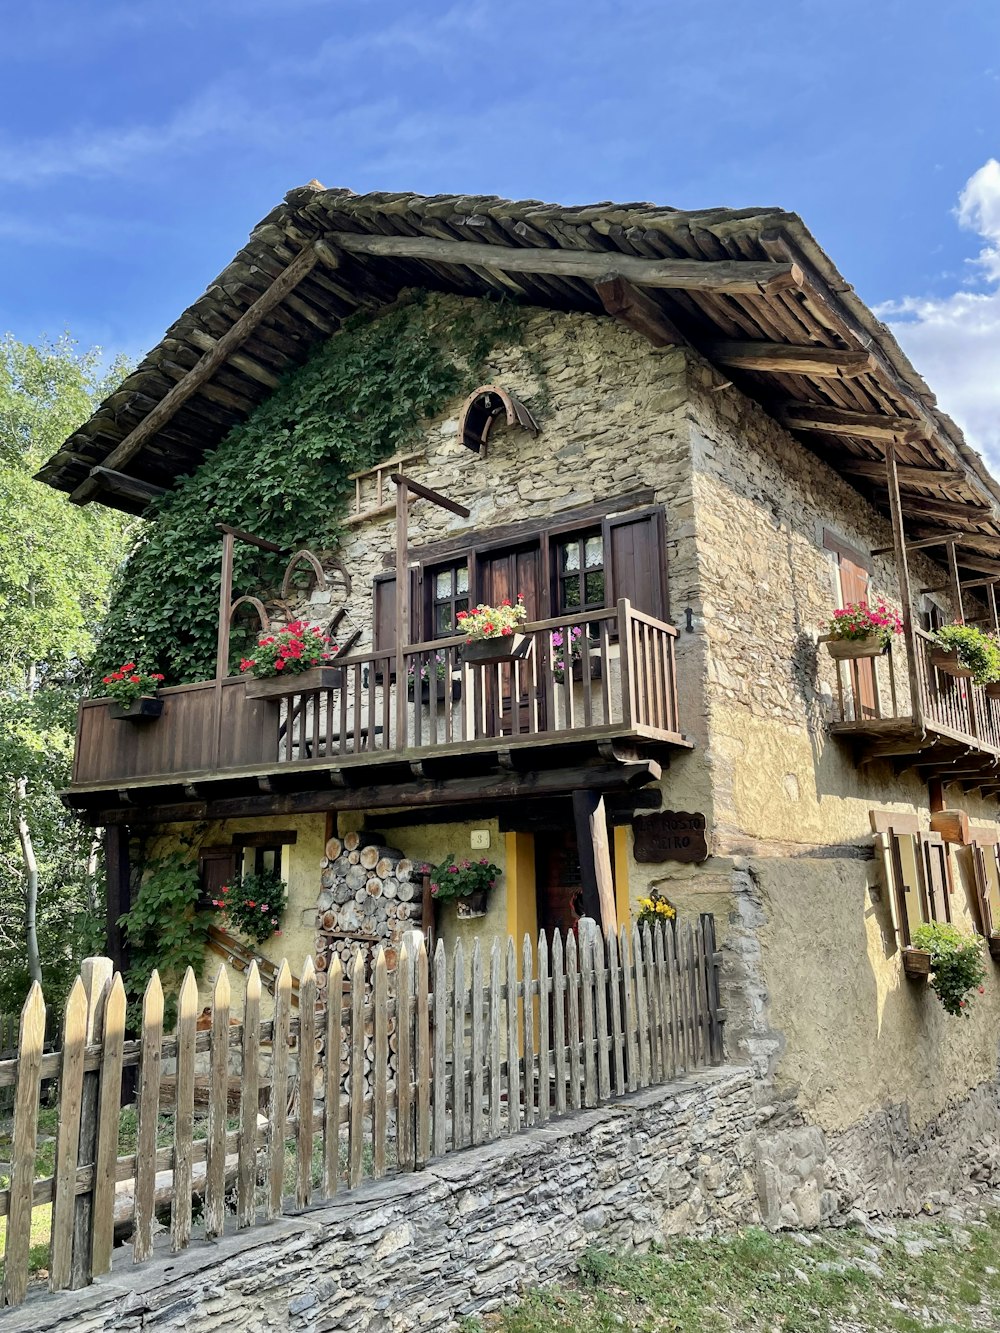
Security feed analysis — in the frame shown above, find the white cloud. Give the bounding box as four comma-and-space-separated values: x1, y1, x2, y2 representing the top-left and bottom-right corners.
880, 159, 1000, 469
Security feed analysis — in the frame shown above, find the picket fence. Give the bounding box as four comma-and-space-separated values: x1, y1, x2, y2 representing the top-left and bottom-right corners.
0, 916, 724, 1311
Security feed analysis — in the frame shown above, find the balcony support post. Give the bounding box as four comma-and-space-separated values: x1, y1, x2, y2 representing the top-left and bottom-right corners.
947, 541, 965, 625
572, 790, 618, 938
885, 441, 924, 730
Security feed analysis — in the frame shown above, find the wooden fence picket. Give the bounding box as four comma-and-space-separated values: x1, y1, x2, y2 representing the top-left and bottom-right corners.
0, 914, 725, 1311
2, 983, 45, 1309
49, 978, 87, 1290
132, 971, 164, 1262
238, 962, 262, 1228
205, 967, 230, 1238
297, 958, 317, 1208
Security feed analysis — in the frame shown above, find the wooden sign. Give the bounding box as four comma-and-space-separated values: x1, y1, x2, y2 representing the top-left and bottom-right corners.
632, 811, 709, 864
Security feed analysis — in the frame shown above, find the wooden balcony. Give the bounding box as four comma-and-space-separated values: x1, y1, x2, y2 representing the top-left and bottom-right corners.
67, 601, 690, 822
829, 627, 1000, 794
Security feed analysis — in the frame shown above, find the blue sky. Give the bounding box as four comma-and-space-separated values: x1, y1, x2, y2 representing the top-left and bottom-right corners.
3, 0, 1000, 456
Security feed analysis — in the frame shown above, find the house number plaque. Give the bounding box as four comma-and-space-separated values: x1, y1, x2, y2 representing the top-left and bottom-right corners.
632, 811, 709, 864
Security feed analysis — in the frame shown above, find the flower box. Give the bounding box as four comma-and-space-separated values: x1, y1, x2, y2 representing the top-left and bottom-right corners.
244, 665, 343, 700
985, 682, 1000, 700
930, 647, 975, 680
408, 677, 462, 704
455, 888, 489, 918
826, 636, 889, 661
462, 634, 530, 666
109, 695, 163, 722
988, 935, 1000, 962
902, 946, 931, 979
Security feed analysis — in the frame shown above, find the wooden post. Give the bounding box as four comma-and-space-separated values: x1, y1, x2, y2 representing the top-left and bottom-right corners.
71, 956, 112, 1290
395, 479, 409, 751
104, 826, 130, 979
947, 541, 965, 625
885, 442, 923, 729
215, 528, 236, 680
701, 914, 725, 1064
572, 790, 618, 936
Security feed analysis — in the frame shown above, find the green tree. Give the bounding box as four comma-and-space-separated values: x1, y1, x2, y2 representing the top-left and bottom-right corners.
0, 334, 132, 1010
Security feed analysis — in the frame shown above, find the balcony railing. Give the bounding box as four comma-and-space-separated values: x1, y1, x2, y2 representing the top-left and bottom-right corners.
829, 625, 1000, 759
71, 601, 686, 790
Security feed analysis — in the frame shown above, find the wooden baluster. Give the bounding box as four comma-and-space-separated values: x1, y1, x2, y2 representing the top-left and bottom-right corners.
92, 974, 126, 1273
565, 930, 581, 1111
642, 925, 662, 1083
132, 971, 164, 1262
297, 960, 317, 1206
451, 940, 466, 1149
617, 600, 634, 728
551, 930, 567, 1115
415, 938, 431, 1168
323, 956, 343, 1196
338, 674, 349, 756
397, 937, 415, 1171
348, 950, 365, 1187
655, 924, 676, 1079
632, 927, 651, 1089
522, 933, 536, 1127
265, 961, 292, 1219
488, 939, 502, 1140
621, 925, 639, 1092
592, 930, 611, 1102
607, 929, 625, 1096
580, 926, 597, 1108
205, 968, 230, 1236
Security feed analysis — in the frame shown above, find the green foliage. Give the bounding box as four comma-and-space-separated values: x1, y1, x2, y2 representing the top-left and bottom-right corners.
98, 295, 529, 684
911, 922, 987, 1017
215, 868, 286, 945
119, 851, 211, 1027
933, 623, 1000, 686
0, 334, 133, 1012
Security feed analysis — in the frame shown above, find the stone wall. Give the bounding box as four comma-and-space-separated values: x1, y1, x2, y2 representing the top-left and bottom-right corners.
16, 1067, 757, 1333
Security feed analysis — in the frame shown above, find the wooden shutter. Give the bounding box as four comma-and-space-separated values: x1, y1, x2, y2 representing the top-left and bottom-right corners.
603, 507, 667, 619
919, 832, 951, 924
878, 828, 930, 947
198, 846, 238, 904
372, 570, 421, 653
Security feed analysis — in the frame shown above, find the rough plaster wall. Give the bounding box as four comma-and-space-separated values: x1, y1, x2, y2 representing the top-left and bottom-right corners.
15, 1068, 757, 1333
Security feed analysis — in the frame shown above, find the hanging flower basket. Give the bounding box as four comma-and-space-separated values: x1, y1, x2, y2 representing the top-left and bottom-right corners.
462, 634, 530, 666
245, 664, 343, 700
901, 946, 931, 980
930, 647, 975, 680
109, 695, 164, 722
408, 676, 462, 703
455, 888, 489, 918
827, 636, 889, 661
988, 934, 1000, 962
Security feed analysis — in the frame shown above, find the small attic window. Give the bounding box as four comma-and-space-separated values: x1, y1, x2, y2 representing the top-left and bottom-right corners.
456, 384, 539, 455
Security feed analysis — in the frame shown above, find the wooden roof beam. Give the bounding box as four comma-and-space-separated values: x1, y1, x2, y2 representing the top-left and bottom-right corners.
842, 460, 966, 487
779, 404, 930, 441
873, 490, 992, 525
327, 231, 800, 295
88, 467, 167, 507
706, 342, 873, 377
594, 274, 688, 347
69, 239, 341, 506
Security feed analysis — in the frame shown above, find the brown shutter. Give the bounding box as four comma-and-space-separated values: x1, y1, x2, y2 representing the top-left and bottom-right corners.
603, 508, 667, 619
372, 571, 421, 652
198, 846, 238, 903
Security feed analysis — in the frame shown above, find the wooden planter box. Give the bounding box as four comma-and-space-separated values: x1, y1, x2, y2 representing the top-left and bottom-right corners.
244, 665, 343, 700
408, 677, 462, 704
455, 888, 489, 919
902, 946, 931, 979
109, 696, 163, 722
984, 682, 1000, 700
462, 634, 530, 666
826, 636, 888, 661
988, 935, 1000, 962
930, 647, 975, 680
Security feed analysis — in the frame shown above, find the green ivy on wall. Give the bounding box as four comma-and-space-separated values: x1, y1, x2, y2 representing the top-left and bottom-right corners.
97, 293, 531, 684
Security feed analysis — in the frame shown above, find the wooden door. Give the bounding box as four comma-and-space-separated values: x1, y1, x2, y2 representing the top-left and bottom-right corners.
476, 542, 544, 735
837, 550, 877, 719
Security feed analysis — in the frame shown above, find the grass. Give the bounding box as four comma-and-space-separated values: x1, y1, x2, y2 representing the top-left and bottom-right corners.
466, 1214, 1000, 1333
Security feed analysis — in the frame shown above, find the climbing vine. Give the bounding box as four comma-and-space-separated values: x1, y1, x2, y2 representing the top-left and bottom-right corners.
97, 294, 532, 683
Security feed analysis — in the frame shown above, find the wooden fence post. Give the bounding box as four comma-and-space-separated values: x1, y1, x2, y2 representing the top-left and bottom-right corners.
71, 955, 112, 1290
701, 913, 726, 1064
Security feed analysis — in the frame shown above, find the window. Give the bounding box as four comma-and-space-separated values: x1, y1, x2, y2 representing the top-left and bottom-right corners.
430, 562, 470, 637
234, 830, 297, 879
555, 530, 605, 614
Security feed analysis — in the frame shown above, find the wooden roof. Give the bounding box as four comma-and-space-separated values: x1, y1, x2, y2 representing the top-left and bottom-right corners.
35, 183, 1000, 577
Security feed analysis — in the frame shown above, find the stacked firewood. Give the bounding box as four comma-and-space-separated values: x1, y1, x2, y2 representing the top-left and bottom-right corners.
314, 830, 426, 1110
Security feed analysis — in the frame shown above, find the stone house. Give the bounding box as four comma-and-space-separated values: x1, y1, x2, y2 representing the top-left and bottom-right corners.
38, 186, 1000, 1221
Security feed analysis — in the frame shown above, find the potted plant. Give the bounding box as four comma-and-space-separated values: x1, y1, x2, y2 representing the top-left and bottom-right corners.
825, 601, 902, 661
211, 869, 287, 946
241, 621, 340, 699
637, 890, 677, 933
551, 625, 596, 683
455, 596, 530, 665
931, 623, 1000, 686
407, 652, 461, 703
987, 929, 1000, 962
429, 855, 502, 919
909, 923, 986, 1014
100, 662, 166, 721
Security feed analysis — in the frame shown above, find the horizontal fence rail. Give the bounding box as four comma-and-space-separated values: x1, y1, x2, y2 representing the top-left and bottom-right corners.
71, 601, 684, 787
0, 916, 723, 1309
